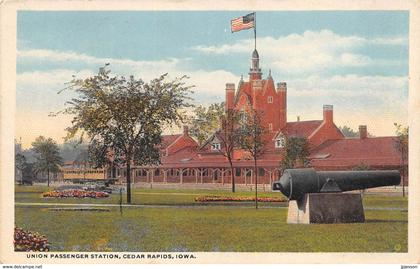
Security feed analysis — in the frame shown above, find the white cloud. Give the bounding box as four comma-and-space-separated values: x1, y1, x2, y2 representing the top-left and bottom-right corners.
192, 30, 406, 74
339, 53, 373, 66
371, 37, 408, 45
18, 49, 182, 80
285, 74, 408, 136
288, 74, 407, 98
17, 49, 239, 112
16, 69, 96, 111
16, 38, 408, 141
16, 50, 239, 145
17, 69, 94, 87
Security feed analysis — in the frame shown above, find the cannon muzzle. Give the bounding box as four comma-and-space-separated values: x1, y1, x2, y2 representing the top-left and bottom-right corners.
272, 168, 401, 200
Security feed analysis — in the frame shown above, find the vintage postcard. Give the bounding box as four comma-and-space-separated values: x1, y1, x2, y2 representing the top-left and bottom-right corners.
1, 0, 419, 265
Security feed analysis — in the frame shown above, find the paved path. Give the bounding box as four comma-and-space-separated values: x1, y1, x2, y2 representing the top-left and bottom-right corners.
14, 202, 406, 211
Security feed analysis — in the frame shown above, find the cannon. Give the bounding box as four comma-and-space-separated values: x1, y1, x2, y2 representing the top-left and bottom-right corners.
272, 168, 400, 200
272, 168, 401, 224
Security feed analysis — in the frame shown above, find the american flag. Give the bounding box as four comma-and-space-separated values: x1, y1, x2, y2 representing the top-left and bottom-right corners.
231, 13, 255, 33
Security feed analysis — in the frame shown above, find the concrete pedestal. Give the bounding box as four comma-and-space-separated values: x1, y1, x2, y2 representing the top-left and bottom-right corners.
287, 193, 365, 224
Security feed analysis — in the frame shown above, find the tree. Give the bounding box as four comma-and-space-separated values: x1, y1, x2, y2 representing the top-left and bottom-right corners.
280, 136, 311, 173
189, 103, 224, 146
59, 139, 87, 162
339, 125, 374, 138
74, 146, 90, 180
31, 136, 63, 187
394, 123, 408, 197
217, 110, 241, 193
339, 125, 358, 138
22, 162, 37, 185
57, 66, 193, 204
238, 109, 267, 209
15, 153, 26, 184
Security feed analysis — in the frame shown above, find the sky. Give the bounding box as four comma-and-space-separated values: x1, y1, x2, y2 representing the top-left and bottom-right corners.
16, 11, 409, 148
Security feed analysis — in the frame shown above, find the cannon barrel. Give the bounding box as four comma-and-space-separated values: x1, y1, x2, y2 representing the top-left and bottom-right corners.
272, 168, 401, 200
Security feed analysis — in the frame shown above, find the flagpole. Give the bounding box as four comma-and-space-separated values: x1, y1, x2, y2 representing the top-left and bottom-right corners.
254, 12, 257, 50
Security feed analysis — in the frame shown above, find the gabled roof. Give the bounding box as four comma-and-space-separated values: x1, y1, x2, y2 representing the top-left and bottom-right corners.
161, 134, 182, 149
235, 81, 251, 103
277, 120, 324, 138
161, 147, 199, 163
199, 131, 225, 151
235, 79, 271, 106
262, 77, 275, 96
310, 136, 402, 168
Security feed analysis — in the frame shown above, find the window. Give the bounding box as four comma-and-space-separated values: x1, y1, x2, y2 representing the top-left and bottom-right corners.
275, 137, 285, 148
211, 143, 221, 151
268, 123, 273, 131
259, 168, 265, 176
267, 96, 273, 103
235, 168, 241, 177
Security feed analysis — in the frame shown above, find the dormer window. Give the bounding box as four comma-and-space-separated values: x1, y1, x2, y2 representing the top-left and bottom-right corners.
267, 96, 273, 103
211, 143, 221, 151
275, 137, 285, 148
268, 123, 273, 131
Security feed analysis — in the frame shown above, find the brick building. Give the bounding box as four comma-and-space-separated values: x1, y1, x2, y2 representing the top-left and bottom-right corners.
114, 50, 405, 187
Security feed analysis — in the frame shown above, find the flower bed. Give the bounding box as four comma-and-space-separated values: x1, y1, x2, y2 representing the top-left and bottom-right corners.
14, 227, 50, 252
195, 196, 286, 202
42, 189, 109, 199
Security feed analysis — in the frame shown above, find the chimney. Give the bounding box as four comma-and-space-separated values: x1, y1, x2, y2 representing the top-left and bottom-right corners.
359, 125, 367, 139
276, 82, 287, 92
323, 105, 333, 124
297, 116, 300, 122
277, 82, 287, 129
225, 83, 235, 111
183, 125, 189, 136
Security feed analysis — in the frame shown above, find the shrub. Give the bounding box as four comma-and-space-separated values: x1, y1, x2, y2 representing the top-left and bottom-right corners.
195, 196, 286, 202
14, 227, 50, 251
42, 189, 109, 199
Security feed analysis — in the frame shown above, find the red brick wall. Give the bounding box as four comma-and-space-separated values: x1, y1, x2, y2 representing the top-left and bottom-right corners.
225, 83, 235, 111
234, 78, 286, 133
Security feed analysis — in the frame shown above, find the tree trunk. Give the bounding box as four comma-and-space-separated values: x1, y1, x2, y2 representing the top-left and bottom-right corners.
83, 162, 86, 181
228, 159, 235, 193
47, 167, 50, 187
402, 153, 406, 197
254, 158, 258, 210
126, 163, 132, 204
112, 162, 116, 178
402, 164, 406, 197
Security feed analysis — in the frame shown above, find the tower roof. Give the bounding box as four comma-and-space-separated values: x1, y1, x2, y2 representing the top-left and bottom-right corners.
252, 49, 259, 58
249, 49, 262, 79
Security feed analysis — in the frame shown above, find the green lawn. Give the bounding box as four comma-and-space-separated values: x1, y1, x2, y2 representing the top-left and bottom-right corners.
15, 185, 287, 206
14, 185, 408, 252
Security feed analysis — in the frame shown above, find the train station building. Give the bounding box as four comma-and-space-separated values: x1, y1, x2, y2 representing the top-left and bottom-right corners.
116, 49, 405, 187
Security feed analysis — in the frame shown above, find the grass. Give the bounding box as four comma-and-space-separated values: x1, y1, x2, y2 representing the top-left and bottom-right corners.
14, 185, 408, 252
15, 185, 287, 206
